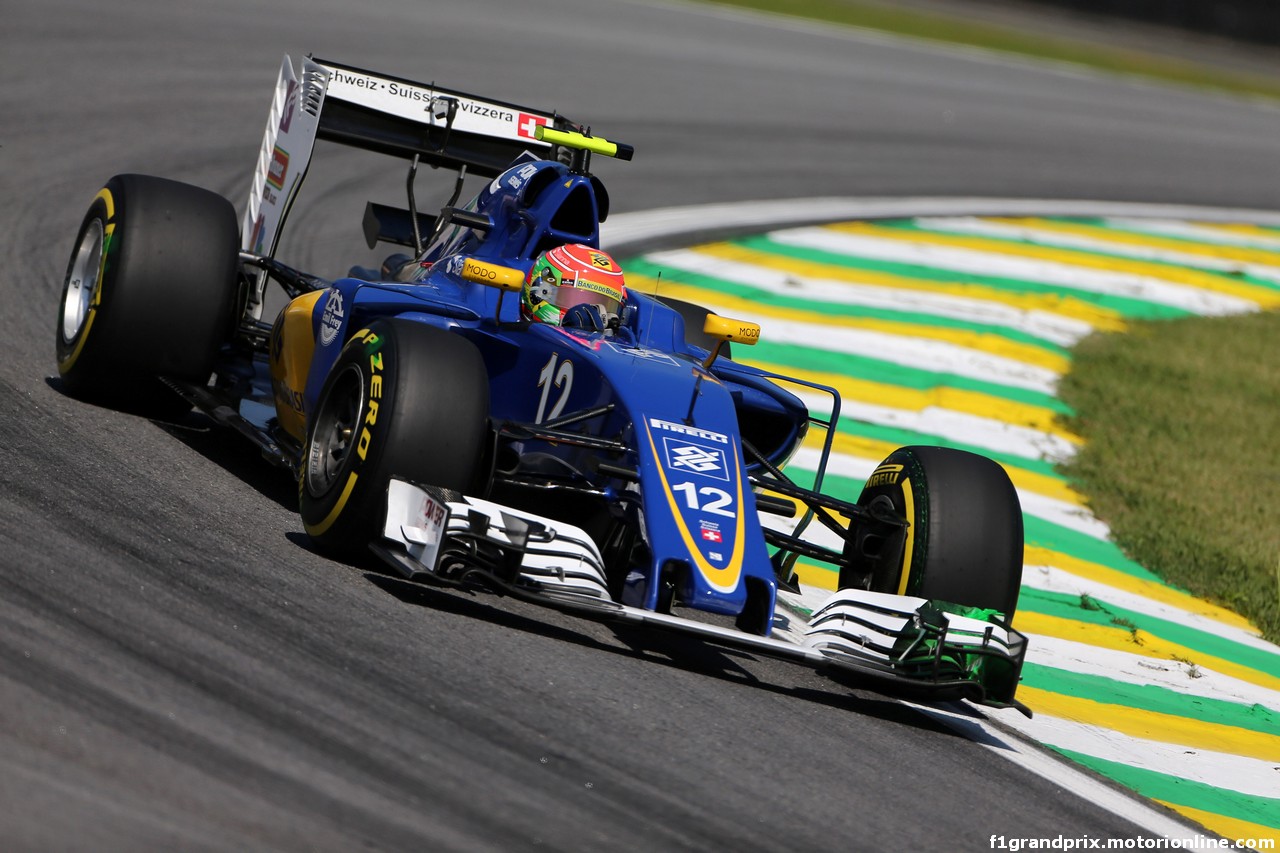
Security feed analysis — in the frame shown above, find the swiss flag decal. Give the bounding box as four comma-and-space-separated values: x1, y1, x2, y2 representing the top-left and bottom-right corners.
517, 113, 546, 140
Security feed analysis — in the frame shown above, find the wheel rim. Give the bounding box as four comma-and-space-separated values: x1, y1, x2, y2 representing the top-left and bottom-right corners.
62, 218, 104, 343
305, 364, 364, 497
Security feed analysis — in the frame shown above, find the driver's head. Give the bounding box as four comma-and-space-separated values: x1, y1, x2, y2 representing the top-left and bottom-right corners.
522, 244, 626, 327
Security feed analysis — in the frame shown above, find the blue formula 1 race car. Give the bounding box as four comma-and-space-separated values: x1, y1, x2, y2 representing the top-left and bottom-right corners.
54, 57, 1030, 715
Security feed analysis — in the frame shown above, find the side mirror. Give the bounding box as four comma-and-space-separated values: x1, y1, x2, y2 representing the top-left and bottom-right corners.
461, 258, 524, 325
701, 315, 759, 368
460, 258, 523, 292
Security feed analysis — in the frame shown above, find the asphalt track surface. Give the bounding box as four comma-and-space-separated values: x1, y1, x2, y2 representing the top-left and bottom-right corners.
4, 0, 1279, 849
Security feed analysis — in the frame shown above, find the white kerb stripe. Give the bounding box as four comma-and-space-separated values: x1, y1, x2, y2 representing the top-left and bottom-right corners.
1022, 563, 1276, 655
907, 703, 1214, 843
771, 226, 1259, 316
912, 217, 1280, 286
999, 712, 1280, 800
643, 247, 1097, 347
1026, 633, 1280, 711
1105, 217, 1280, 251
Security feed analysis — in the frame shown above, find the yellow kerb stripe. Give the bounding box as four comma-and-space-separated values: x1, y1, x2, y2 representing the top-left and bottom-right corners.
1016, 612, 1280, 694
991, 216, 1280, 274
1194, 221, 1280, 243
688, 243, 1128, 330
635, 277, 1071, 373
748, 357, 1078, 443
1024, 546, 1257, 633
799, 429, 1087, 507
784, 549, 1256, 638
1019, 686, 1280, 764
1153, 802, 1280, 845
831, 222, 1278, 307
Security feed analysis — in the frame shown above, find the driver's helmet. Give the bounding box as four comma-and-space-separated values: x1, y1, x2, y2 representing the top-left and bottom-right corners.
522, 244, 626, 327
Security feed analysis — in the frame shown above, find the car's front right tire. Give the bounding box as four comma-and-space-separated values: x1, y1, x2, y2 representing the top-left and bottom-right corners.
843, 445, 1024, 619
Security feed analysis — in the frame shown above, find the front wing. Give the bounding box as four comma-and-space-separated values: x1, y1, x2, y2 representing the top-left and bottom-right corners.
374, 479, 1031, 715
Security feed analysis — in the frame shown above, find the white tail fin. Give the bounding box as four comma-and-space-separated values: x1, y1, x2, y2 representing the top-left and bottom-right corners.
241, 56, 328, 258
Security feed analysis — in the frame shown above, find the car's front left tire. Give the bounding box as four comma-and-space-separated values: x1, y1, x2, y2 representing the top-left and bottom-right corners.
300, 319, 491, 558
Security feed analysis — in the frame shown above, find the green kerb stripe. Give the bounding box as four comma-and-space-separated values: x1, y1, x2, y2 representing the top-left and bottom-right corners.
785, 464, 1157, 581
801, 419, 1063, 477
1022, 663, 1280, 737
740, 234, 1194, 320
1020, 588, 1280, 679
748, 340, 1072, 413
1050, 747, 1280, 831
625, 258, 1071, 356
1053, 217, 1280, 272
1021, 514, 1159, 581
881, 219, 1280, 296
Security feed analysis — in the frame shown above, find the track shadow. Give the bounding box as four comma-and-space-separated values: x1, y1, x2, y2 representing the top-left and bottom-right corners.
363, 571, 963, 737
155, 417, 299, 510
46, 375, 299, 511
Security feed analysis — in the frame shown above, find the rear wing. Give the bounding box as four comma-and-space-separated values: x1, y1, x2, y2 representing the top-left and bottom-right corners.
242, 55, 570, 257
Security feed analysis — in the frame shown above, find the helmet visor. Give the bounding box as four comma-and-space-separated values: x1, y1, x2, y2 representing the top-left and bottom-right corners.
545, 278, 622, 316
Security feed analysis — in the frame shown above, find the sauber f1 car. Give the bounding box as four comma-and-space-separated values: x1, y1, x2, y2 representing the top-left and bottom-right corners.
55, 57, 1030, 715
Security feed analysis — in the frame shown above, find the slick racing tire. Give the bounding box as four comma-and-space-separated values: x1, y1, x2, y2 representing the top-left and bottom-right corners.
55, 174, 239, 416
845, 445, 1023, 618
300, 319, 490, 558
663, 297, 732, 360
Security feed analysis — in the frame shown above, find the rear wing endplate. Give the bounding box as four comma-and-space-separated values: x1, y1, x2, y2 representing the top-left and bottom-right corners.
241, 55, 566, 258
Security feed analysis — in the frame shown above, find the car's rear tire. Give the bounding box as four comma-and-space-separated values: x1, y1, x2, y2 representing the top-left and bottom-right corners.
55, 174, 240, 416
843, 445, 1023, 618
300, 319, 491, 557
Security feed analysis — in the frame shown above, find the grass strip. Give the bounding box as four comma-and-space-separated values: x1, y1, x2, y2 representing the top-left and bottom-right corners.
1058, 311, 1280, 644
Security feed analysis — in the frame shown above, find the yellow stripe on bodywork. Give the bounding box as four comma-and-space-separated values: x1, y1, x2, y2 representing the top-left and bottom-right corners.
644, 421, 747, 593
271, 290, 325, 441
